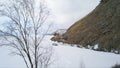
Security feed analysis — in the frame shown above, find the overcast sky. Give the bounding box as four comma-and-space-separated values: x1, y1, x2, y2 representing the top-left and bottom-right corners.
47, 0, 100, 30
0, 0, 100, 32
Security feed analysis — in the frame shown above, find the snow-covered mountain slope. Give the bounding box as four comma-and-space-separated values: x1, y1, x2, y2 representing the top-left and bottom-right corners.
53, 29, 67, 36
43, 36, 120, 68
0, 35, 120, 68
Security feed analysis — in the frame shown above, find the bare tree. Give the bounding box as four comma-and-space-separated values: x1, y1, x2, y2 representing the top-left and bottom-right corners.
0, 0, 53, 68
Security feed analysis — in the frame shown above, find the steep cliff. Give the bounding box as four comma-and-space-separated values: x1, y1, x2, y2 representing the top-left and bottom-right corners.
64, 0, 120, 52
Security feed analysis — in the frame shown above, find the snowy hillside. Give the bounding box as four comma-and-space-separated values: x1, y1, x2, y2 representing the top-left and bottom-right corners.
53, 29, 66, 36
0, 35, 120, 68
41, 36, 120, 68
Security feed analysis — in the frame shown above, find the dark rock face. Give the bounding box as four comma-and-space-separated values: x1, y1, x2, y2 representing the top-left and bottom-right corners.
64, 0, 120, 52
100, 0, 109, 3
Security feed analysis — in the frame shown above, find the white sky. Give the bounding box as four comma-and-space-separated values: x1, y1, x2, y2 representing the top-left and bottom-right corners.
46, 0, 100, 30
0, 0, 100, 32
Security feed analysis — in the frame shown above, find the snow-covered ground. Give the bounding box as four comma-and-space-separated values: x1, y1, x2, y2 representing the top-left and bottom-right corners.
0, 35, 120, 68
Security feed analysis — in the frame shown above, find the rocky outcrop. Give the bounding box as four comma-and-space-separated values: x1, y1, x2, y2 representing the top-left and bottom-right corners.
51, 29, 67, 42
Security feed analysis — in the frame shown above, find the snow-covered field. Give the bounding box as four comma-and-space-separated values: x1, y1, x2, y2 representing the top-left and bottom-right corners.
0, 35, 120, 68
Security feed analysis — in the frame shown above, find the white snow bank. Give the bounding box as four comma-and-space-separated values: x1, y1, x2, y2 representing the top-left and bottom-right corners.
0, 35, 120, 68
44, 36, 120, 68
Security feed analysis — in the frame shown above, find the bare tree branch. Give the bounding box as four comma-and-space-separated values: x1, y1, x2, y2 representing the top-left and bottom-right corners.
0, 0, 53, 68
